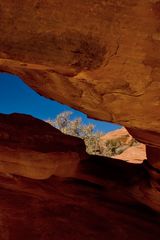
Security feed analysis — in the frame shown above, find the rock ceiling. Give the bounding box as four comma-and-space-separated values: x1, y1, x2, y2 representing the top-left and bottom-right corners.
0, 1, 160, 239
0, 0, 160, 135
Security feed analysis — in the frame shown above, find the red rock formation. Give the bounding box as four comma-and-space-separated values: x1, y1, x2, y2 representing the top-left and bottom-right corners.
0, 113, 159, 240
0, 113, 87, 179
0, 1, 160, 239
0, 169, 160, 240
114, 144, 146, 163
100, 128, 146, 163
100, 128, 132, 144
0, 0, 160, 135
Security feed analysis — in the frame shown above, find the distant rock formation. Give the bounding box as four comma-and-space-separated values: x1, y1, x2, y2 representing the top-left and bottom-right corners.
100, 128, 132, 144
114, 144, 146, 163
100, 128, 146, 163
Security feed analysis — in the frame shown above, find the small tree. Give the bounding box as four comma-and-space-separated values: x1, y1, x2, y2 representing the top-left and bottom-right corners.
47, 111, 103, 155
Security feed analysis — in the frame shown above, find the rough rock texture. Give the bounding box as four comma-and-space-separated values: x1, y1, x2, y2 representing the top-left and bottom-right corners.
100, 128, 132, 144
127, 127, 160, 149
0, 167, 160, 240
100, 128, 146, 163
0, 113, 159, 240
127, 128, 160, 168
0, 113, 87, 179
0, 1, 160, 238
0, 0, 160, 139
114, 144, 146, 163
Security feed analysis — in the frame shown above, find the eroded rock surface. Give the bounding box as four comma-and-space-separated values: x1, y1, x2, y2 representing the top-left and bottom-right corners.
0, 171, 160, 240
0, 113, 87, 179
0, 0, 160, 137
100, 128, 146, 163
0, 113, 159, 240
100, 128, 133, 144
0, 1, 160, 239
114, 144, 146, 163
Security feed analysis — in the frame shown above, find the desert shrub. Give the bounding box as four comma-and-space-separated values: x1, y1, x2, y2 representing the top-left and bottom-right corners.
47, 111, 140, 156
47, 111, 103, 155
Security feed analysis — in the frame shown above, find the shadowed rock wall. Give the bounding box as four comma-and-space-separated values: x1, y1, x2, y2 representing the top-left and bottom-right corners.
0, 113, 159, 240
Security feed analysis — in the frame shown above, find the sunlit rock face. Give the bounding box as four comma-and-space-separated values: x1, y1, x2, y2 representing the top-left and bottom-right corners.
114, 144, 146, 163
0, 113, 87, 179
99, 128, 146, 163
0, 0, 160, 138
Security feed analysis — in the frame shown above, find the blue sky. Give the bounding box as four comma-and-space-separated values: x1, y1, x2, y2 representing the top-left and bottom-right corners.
0, 73, 120, 133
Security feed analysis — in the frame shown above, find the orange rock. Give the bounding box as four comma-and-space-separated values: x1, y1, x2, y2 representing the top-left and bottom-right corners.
114, 144, 146, 163
99, 127, 146, 163
0, 0, 160, 139
100, 127, 132, 145
0, 113, 88, 179
0, 1, 160, 238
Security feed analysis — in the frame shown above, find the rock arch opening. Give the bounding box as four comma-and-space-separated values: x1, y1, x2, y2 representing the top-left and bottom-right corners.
0, 72, 146, 163
1, 1, 160, 238
0, 72, 119, 132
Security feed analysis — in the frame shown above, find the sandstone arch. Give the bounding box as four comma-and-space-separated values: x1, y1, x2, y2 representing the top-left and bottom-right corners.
0, 1, 160, 239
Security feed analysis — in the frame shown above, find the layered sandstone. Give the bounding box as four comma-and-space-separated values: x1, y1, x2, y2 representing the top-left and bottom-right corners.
0, 167, 160, 240
0, 113, 87, 179
0, 1, 160, 239
0, 113, 159, 240
0, 0, 160, 138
